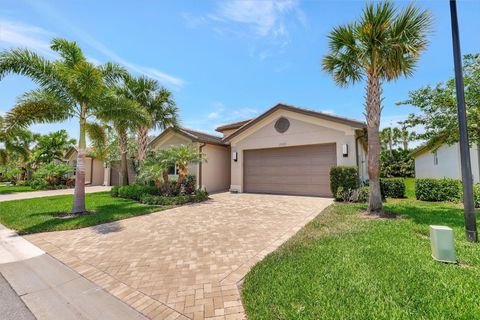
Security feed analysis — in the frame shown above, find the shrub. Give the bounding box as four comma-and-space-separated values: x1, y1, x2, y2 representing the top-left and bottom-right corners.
30, 162, 74, 190
380, 149, 414, 178
474, 184, 480, 208
111, 186, 120, 197
380, 178, 405, 198
336, 186, 369, 203
415, 178, 462, 202
330, 166, 359, 199
182, 174, 196, 194
113, 184, 159, 201
140, 189, 209, 205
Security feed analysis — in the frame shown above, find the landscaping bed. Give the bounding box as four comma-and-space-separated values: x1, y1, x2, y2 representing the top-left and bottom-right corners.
0, 192, 165, 234
242, 180, 480, 319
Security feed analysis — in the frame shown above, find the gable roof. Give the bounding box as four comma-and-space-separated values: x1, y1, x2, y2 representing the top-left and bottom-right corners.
223, 103, 367, 142
215, 119, 253, 133
149, 127, 226, 147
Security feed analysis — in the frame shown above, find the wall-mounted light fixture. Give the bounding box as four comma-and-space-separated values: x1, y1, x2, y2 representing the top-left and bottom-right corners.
342, 144, 348, 157
232, 151, 238, 162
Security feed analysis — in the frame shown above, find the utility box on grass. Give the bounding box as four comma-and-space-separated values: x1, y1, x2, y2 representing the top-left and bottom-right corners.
430, 225, 456, 263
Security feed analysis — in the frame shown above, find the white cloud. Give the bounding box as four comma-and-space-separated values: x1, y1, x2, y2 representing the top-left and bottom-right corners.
207, 111, 221, 119
214, 0, 300, 38
182, 0, 306, 60
23, 0, 184, 88
321, 109, 335, 115
0, 19, 54, 57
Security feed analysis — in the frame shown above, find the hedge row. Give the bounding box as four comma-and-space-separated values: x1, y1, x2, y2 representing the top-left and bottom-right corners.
330, 167, 359, 200
111, 184, 158, 200
380, 178, 405, 198
140, 190, 209, 205
415, 178, 462, 202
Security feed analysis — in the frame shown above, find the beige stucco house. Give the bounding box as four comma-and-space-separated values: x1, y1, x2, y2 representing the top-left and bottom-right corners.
64, 146, 107, 186
151, 103, 368, 196
412, 142, 480, 183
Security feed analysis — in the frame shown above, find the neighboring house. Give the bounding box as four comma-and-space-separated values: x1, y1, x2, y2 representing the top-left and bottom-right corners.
64, 146, 120, 186
412, 142, 480, 183
150, 103, 368, 196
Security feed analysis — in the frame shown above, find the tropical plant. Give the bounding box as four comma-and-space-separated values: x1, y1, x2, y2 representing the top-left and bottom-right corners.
30, 162, 74, 190
31, 129, 76, 165
166, 144, 206, 188
138, 148, 173, 194
0, 38, 147, 213
322, 1, 431, 214
380, 127, 397, 154
400, 54, 480, 148
0, 115, 34, 165
118, 75, 178, 162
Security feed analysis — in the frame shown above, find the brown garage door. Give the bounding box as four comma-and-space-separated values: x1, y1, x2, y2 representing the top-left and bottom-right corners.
244, 143, 336, 196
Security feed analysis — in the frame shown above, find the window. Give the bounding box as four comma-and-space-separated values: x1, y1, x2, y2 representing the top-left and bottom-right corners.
167, 165, 178, 175
433, 151, 438, 166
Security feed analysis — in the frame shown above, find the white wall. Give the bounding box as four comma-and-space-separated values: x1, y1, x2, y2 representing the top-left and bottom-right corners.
414, 143, 480, 183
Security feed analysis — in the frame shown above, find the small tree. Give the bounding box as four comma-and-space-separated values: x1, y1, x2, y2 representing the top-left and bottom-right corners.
167, 144, 206, 188
31, 129, 76, 165
138, 149, 172, 194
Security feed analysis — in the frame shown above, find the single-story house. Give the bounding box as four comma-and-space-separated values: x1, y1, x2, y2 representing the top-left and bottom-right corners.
64, 146, 121, 186
151, 103, 368, 196
412, 142, 480, 183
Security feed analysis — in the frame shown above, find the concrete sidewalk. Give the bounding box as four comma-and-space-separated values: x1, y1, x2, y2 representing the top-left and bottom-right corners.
0, 224, 146, 320
0, 186, 112, 202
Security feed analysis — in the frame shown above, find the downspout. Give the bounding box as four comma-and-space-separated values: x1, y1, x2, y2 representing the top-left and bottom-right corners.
89, 157, 94, 185
355, 130, 366, 183
198, 143, 206, 190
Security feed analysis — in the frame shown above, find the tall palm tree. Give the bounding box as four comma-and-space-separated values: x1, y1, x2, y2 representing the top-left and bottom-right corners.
119, 75, 178, 162
322, 1, 431, 215
0, 115, 33, 165
0, 38, 146, 213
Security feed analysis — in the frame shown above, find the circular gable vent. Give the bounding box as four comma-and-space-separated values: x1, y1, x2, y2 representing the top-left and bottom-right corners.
274, 117, 290, 133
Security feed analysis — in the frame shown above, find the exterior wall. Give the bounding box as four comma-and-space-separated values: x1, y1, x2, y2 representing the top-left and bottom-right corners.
91, 158, 105, 186
229, 110, 359, 192
201, 144, 231, 193
415, 143, 480, 183
84, 157, 93, 185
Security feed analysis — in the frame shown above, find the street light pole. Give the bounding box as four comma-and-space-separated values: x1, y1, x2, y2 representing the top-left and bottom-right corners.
449, 0, 478, 242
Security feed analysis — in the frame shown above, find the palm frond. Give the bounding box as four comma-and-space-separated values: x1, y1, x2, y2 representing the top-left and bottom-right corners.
50, 38, 86, 67
4, 89, 74, 130
85, 122, 108, 160
100, 62, 128, 85
0, 48, 72, 103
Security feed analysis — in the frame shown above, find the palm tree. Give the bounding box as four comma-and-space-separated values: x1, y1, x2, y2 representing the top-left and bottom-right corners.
395, 123, 416, 150
119, 75, 178, 162
167, 144, 206, 188
322, 1, 431, 215
380, 127, 396, 154
138, 148, 172, 194
0, 38, 146, 213
0, 115, 33, 165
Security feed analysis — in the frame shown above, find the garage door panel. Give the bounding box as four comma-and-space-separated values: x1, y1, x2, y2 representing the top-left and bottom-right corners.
244, 143, 336, 197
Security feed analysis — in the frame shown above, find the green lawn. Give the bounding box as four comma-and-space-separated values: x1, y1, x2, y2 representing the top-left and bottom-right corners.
242, 180, 480, 319
0, 185, 34, 194
0, 192, 167, 234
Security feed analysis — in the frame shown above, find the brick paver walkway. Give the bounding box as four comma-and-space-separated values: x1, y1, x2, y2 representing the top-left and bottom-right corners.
26, 193, 332, 320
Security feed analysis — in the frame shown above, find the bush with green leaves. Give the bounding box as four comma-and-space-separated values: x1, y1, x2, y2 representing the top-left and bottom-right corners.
380, 149, 414, 178
330, 166, 359, 199
140, 189, 208, 205
380, 178, 405, 198
474, 184, 480, 208
415, 178, 462, 202
30, 162, 74, 190
336, 186, 370, 203
0, 166, 22, 185
110, 184, 158, 200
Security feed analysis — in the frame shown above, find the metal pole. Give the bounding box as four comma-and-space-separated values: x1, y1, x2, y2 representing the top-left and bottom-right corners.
449, 0, 478, 242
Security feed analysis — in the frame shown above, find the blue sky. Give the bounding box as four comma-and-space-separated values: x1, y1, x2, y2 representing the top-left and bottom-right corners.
1, 0, 479, 141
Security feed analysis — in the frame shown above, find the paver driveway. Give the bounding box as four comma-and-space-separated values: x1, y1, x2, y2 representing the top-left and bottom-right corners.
26, 193, 332, 320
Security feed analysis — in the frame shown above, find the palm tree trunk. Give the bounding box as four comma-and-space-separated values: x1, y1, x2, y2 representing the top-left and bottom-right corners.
366, 73, 383, 215
72, 109, 87, 214
118, 129, 129, 186
137, 126, 149, 162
